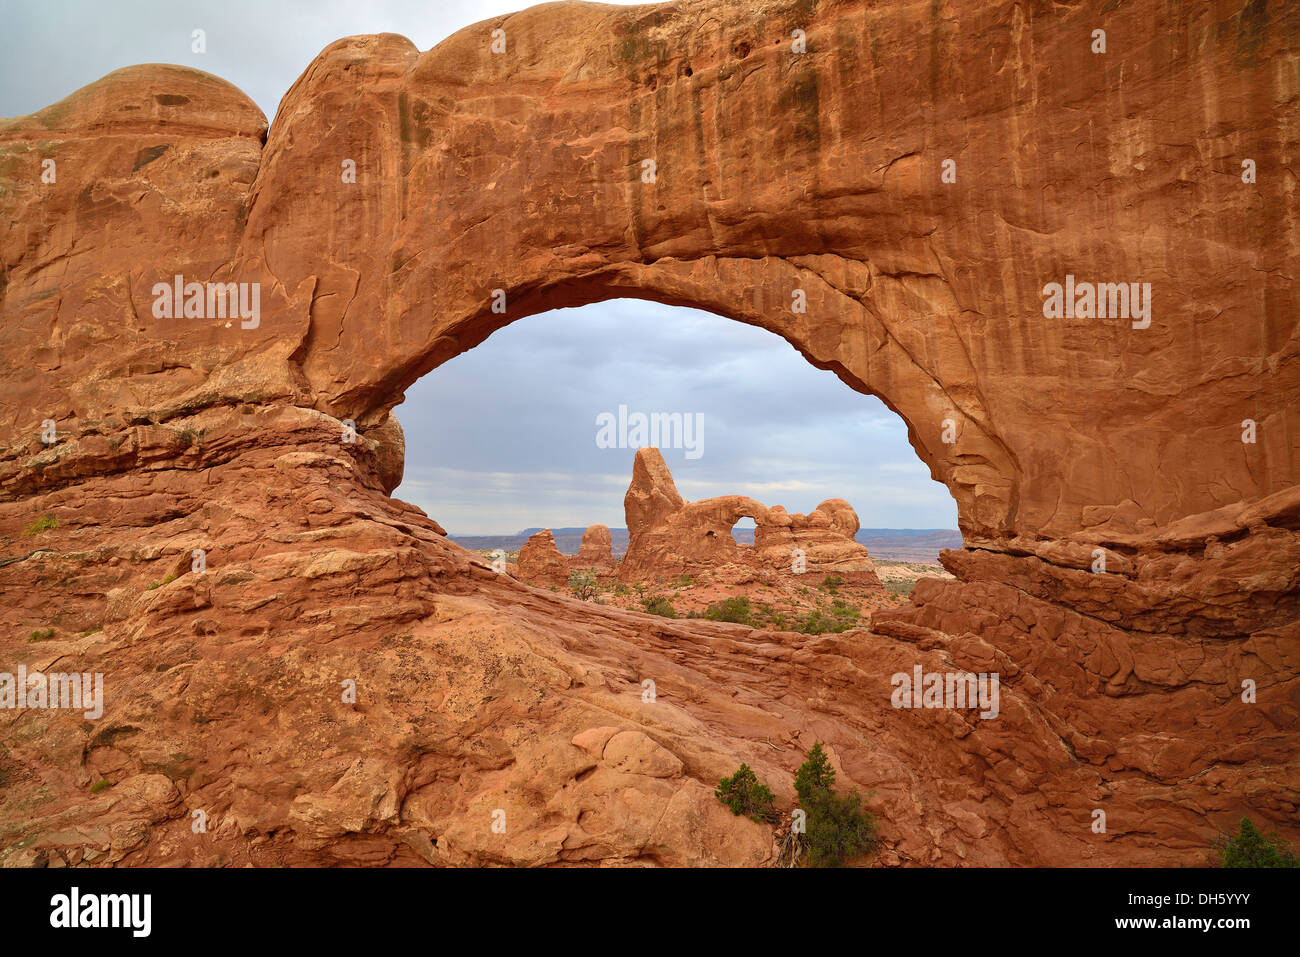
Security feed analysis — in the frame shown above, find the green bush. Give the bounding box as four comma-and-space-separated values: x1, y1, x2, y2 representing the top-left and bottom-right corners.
1218, 818, 1299, 868
641, 595, 677, 618
29, 627, 55, 642
703, 596, 755, 625
798, 599, 861, 635
715, 763, 777, 823
794, 742, 878, 867
801, 787, 879, 868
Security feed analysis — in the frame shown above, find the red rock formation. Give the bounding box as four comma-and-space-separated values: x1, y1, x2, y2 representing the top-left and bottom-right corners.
619, 448, 882, 586
572, 524, 615, 571
0, 0, 1296, 867
514, 529, 569, 588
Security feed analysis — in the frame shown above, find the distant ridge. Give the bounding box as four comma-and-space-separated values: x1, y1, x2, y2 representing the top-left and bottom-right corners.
450, 527, 962, 563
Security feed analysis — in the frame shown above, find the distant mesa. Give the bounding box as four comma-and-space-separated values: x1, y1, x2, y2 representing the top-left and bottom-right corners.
452, 525, 959, 562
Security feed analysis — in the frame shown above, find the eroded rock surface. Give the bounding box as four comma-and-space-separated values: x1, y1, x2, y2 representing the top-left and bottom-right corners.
572, 524, 616, 572
0, 0, 1297, 867
514, 529, 570, 588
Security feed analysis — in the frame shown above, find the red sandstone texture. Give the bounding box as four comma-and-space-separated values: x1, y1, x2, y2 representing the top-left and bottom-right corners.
514, 529, 570, 587
619, 447, 882, 586
572, 524, 616, 571
0, 0, 1297, 867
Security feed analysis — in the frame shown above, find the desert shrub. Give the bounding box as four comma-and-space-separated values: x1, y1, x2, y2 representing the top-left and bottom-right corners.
568, 570, 597, 601
641, 594, 677, 618
89, 778, 112, 794
715, 763, 777, 823
22, 515, 57, 536
29, 628, 55, 642
146, 573, 178, 591
703, 596, 755, 625
1217, 818, 1299, 868
801, 787, 879, 868
820, 574, 843, 593
798, 600, 861, 635
794, 741, 879, 868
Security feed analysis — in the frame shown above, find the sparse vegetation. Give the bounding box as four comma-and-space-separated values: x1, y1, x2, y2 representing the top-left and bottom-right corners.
702, 595, 756, 625
89, 778, 112, 794
793, 742, 879, 868
641, 594, 677, 618
28, 627, 55, 642
798, 599, 861, 635
146, 573, 178, 591
568, 570, 597, 601
1217, 818, 1298, 868
715, 763, 777, 823
22, 514, 57, 536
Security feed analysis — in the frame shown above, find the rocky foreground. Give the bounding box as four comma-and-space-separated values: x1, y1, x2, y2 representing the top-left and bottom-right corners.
0, 0, 1297, 866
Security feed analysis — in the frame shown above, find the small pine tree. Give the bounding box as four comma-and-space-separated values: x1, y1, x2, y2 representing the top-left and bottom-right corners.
1218, 818, 1299, 868
794, 741, 836, 801
793, 741, 878, 867
715, 763, 777, 823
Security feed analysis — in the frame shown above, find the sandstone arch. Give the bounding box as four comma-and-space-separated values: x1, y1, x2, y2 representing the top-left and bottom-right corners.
0, 0, 1297, 867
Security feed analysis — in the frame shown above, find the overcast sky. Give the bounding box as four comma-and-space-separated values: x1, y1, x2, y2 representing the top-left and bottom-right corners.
394, 300, 957, 534
2, 1, 958, 535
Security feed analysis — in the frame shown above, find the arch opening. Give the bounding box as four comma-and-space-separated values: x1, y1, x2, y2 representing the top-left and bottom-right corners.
390, 298, 959, 621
